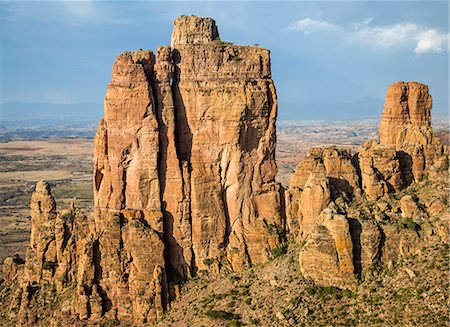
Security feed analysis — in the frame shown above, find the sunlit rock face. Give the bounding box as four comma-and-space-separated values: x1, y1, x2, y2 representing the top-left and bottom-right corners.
288, 81, 449, 291
90, 15, 284, 323
379, 81, 448, 181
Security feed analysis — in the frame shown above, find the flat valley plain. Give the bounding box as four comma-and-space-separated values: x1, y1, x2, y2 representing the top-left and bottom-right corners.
0, 117, 448, 275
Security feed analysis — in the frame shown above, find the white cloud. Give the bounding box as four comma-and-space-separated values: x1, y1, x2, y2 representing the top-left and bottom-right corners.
287, 17, 448, 55
415, 29, 449, 55
352, 23, 418, 48
287, 18, 341, 34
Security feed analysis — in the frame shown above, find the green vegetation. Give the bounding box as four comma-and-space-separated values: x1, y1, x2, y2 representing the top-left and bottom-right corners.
305, 285, 348, 300
205, 310, 241, 321
42, 261, 56, 271
203, 258, 214, 267
270, 243, 288, 258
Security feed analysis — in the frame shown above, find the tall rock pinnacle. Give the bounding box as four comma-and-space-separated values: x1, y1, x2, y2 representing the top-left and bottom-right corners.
90, 15, 284, 323
380, 81, 432, 146
379, 81, 447, 181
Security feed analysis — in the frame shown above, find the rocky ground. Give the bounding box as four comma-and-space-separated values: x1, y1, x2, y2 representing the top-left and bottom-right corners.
159, 172, 450, 326
0, 158, 447, 326
2, 214, 447, 327
159, 243, 448, 327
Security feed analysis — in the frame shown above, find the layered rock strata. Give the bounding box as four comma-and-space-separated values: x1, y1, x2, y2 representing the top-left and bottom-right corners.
285, 147, 359, 238
169, 16, 283, 273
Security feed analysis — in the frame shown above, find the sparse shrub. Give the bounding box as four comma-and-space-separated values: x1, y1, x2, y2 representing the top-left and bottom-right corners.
271, 243, 288, 258
205, 310, 241, 321
57, 274, 68, 284
404, 217, 419, 231
42, 261, 56, 271
240, 284, 251, 296
343, 289, 356, 298
299, 240, 307, 248
244, 297, 252, 305
229, 288, 239, 296
203, 258, 214, 267
289, 296, 301, 308
305, 284, 343, 299
228, 274, 241, 282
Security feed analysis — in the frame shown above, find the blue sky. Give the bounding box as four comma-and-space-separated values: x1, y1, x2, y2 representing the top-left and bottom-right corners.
1, 1, 448, 120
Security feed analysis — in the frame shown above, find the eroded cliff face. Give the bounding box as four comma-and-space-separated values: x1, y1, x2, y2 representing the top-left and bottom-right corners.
380, 81, 448, 180
287, 81, 449, 289
170, 18, 282, 273
91, 16, 284, 321
93, 50, 167, 324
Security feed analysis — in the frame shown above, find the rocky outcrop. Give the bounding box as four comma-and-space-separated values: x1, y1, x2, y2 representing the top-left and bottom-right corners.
288, 147, 359, 196
169, 15, 283, 273
290, 81, 449, 289
2, 255, 24, 283
299, 209, 356, 290
285, 147, 359, 237
380, 82, 432, 146
380, 81, 448, 181
298, 164, 331, 237
358, 140, 403, 200
23, 181, 57, 285
10, 183, 95, 325
170, 16, 219, 47
93, 49, 167, 324
85, 15, 285, 324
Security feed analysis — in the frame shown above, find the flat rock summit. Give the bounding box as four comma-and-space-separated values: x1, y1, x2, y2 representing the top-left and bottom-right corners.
1, 16, 448, 326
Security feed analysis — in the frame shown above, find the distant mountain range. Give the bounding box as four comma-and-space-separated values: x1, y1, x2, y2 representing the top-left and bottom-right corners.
0, 101, 103, 127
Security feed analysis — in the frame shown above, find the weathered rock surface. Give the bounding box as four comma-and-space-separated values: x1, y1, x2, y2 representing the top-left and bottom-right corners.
93, 49, 167, 323
299, 209, 356, 289
2, 15, 285, 326
286, 147, 359, 237
88, 15, 285, 323
10, 183, 96, 325
380, 81, 448, 181
2, 255, 24, 283
169, 15, 283, 273
380, 81, 432, 146
289, 81, 449, 289
358, 140, 403, 200
298, 164, 331, 237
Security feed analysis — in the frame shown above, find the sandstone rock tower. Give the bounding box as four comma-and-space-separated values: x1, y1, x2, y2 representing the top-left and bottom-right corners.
286, 81, 448, 290
91, 15, 283, 323
380, 81, 432, 146
379, 81, 447, 181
